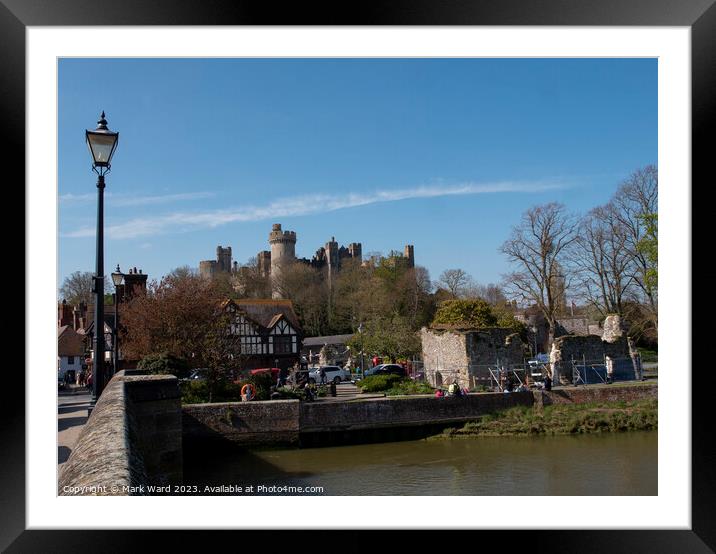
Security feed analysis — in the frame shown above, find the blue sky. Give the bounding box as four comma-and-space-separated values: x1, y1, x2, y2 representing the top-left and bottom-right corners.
58, 58, 656, 290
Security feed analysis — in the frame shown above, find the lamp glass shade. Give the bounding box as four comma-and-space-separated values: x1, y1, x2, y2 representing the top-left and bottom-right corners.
86, 130, 119, 167
111, 271, 124, 287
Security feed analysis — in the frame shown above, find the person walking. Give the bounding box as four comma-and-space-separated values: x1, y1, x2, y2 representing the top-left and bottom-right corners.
319, 367, 327, 385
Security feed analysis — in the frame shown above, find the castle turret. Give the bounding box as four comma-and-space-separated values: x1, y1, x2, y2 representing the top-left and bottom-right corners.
404, 244, 415, 268
257, 250, 272, 278
199, 260, 217, 278
216, 245, 232, 273
348, 242, 362, 262
269, 223, 297, 298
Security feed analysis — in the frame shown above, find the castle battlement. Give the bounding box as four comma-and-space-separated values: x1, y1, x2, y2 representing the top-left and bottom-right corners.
269, 224, 297, 244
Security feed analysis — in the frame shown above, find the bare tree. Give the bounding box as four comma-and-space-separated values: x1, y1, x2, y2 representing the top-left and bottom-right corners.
59, 271, 109, 305
232, 257, 270, 298
437, 268, 471, 299
611, 165, 658, 327
500, 202, 579, 343
572, 203, 635, 317
167, 265, 197, 279
273, 263, 329, 336
464, 282, 508, 306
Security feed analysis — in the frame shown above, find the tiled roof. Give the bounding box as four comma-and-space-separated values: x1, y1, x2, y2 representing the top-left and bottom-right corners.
58, 325, 85, 357
229, 299, 302, 332
302, 334, 354, 347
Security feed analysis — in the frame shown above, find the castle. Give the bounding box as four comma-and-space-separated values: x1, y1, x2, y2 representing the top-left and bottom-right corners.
199, 223, 415, 299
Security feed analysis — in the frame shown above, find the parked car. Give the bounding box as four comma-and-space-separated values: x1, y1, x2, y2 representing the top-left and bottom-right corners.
372, 364, 407, 378
363, 363, 406, 378
308, 365, 351, 384
363, 364, 386, 377
249, 367, 281, 382
188, 368, 209, 381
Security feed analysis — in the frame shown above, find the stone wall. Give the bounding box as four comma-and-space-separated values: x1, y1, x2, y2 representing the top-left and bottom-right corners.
421, 327, 527, 389
299, 392, 534, 433
181, 383, 656, 447
183, 399, 301, 446
534, 382, 656, 407
549, 314, 639, 384
59, 371, 182, 495
420, 328, 468, 387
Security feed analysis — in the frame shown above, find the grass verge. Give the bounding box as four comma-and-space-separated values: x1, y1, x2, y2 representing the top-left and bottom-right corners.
429, 398, 657, 439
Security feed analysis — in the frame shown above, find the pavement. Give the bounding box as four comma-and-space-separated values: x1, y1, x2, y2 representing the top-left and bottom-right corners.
58, 387, 92, 468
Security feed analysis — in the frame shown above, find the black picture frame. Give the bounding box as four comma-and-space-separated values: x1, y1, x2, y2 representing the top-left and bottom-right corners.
5, 1, 706, 551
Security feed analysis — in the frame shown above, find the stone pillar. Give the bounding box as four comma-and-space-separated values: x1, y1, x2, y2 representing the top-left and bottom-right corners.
602, 314, 626, 343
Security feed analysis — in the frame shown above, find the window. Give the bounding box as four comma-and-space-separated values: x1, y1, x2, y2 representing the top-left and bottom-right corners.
271, 320, 295, 335
240, 335, 264, 355
67, 356, 75, 365
231, 314, 258, 336
274, 335, 292, 354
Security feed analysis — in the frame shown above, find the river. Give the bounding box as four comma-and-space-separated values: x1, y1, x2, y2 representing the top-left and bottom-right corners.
183, 431, 656, 495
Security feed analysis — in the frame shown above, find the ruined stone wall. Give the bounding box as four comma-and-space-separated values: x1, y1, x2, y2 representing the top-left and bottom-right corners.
557, 316, 595, 336
420, 328, 469, 387
421, 327, 527, 389
465, 328, 526, 367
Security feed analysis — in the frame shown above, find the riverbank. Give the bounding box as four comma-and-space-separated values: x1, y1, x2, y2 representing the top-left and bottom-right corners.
429, 398, 657, 439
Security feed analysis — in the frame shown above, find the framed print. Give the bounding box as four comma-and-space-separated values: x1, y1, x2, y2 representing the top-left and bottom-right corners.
4, 0, 709, 551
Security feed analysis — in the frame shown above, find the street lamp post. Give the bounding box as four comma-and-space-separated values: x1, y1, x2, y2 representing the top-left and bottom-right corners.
111, 265, 125, 375
86, 111, 119, 404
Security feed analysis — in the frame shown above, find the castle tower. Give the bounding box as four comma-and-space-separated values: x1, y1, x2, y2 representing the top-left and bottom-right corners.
404, 244, 415, 268
257, 250, 272, 278
216, 246, 232, 273
323, 236, 339, 287
348, 242, 362, 262
199, 260, 217, 278
269, 223, 297, 298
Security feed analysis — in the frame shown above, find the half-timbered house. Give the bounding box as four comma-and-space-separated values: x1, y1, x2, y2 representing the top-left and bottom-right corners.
224, 299, 302, 370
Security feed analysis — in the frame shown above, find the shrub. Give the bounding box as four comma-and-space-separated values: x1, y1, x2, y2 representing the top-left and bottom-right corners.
179, 379, 209, 404
138, 352, 190, 379
275, 386, 304, 400
357, 374, 404, 392
384, 380, 435, 396
236, 372, 274, 401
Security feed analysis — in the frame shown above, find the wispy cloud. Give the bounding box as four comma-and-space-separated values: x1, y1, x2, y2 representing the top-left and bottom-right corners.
62, 180, 569, 240
59, 191, 215, 207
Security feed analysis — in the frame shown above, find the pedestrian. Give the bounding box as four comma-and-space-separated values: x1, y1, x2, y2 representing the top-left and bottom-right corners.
605, 355, 614, 384
320, 367, 327, 385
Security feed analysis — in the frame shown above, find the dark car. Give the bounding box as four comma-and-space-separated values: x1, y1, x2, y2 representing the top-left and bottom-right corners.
373, 364, 406, 377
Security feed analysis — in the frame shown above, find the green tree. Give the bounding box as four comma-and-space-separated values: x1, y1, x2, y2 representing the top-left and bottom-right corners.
637, 213, 657, 292
431, 298, 526, 337
347, 316, 421, 361
432, 298, 497, 327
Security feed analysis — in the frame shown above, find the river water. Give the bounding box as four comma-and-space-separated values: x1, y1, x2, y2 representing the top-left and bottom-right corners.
184, 431, 656, 495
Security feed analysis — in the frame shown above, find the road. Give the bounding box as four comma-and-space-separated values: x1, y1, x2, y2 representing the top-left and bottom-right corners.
58, 387, 91, 468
